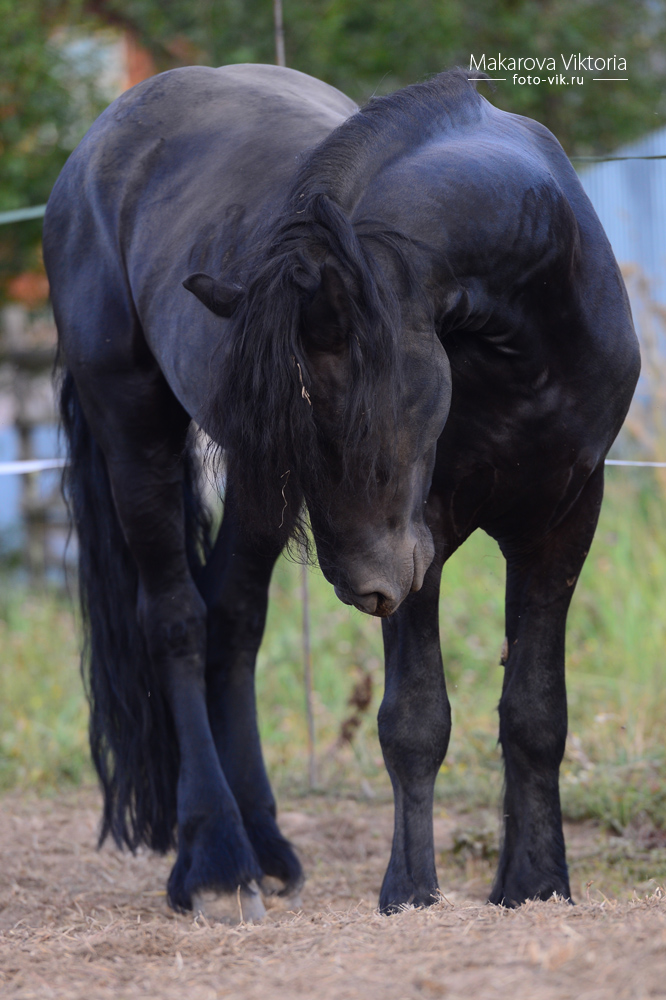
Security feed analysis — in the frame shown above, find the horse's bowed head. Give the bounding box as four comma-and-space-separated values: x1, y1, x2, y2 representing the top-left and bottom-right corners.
184, 245, 452, 619
43, 63, 639, 921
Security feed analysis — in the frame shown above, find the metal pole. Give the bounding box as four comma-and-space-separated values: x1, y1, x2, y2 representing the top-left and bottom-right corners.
301, 557, 316, 787
273, 0, 286, 68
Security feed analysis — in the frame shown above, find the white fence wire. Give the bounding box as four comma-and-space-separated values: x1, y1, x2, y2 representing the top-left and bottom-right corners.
1, 458, 665, 476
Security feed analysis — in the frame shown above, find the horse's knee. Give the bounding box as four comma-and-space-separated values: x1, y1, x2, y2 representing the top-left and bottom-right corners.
378, 694, 451, 782
210, 590, 267, 645
204, 575, 271, 676
498, 685, 566, 769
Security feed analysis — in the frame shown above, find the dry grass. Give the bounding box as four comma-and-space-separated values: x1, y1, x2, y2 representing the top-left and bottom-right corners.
1, 788, 666, 1000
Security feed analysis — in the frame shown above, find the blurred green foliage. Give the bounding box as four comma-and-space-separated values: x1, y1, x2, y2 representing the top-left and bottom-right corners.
0, 581, 89, 787
0, 0, 106, 284
2, 0, 666, 291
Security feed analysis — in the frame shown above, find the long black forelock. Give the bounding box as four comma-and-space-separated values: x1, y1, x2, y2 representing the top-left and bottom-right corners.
203, 192, 423, 550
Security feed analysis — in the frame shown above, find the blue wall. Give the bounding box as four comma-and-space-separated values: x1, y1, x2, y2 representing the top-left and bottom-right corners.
0, 425, 62, 549
577, 126, 666, 303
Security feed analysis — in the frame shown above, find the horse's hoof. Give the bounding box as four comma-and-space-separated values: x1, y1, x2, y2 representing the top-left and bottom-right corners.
192, 881, 267, 924
260, 874, 304, 911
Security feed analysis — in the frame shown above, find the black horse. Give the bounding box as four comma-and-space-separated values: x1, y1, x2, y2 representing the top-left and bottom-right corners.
44, 64, 639, 917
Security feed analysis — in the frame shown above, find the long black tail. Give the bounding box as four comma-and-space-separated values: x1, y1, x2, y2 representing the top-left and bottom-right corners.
59, 368, 212, 853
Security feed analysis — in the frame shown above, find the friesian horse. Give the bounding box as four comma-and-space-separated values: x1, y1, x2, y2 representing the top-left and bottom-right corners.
43, 64, 639, 917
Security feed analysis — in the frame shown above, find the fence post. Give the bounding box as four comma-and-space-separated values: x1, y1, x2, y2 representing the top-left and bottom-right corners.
301, 556, 317, 788
1, 304, 60, 580
274, 0, 286, 68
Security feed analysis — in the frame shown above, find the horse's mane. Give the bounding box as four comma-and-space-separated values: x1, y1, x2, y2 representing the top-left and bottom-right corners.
204, 70, 481, 547
298, 67, 484, 198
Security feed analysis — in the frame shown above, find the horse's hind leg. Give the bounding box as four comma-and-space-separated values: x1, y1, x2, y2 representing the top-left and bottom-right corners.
199, 487, 303, 899
489, 466, 605, 906
73, 365, 265, 918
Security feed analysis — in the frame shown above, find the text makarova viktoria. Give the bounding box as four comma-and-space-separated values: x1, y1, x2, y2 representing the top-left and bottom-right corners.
469, 54, 627, 72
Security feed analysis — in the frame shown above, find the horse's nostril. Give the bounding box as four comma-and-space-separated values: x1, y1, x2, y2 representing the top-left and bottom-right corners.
354, 591, 379, 615
374, 594, 395, 617
335, 581, 402, 617
353, 591, 400, 617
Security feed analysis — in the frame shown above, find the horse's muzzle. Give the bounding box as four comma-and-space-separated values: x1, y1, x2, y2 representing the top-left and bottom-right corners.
333, 538, 432, 618
335, 587, 398, 617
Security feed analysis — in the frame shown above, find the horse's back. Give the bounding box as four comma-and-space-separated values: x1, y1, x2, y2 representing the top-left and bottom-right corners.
46, 63, 356, 264
48, 64, 353, 197
44, 65, 357, 418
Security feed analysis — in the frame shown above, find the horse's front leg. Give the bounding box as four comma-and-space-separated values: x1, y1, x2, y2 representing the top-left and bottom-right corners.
378, 501, 451, 912
489, 466, 605, 906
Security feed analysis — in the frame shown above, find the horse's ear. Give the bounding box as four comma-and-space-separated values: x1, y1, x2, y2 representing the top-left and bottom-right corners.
183, 272, 243, 318
302, 263, 352, 352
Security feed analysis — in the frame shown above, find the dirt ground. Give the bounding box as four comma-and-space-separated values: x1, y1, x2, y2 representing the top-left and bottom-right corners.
1, 787, 666, 999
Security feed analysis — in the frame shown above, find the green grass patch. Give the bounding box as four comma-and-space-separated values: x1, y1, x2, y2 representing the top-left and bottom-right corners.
0, 584, 90, 789
1, 474, 665, 837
